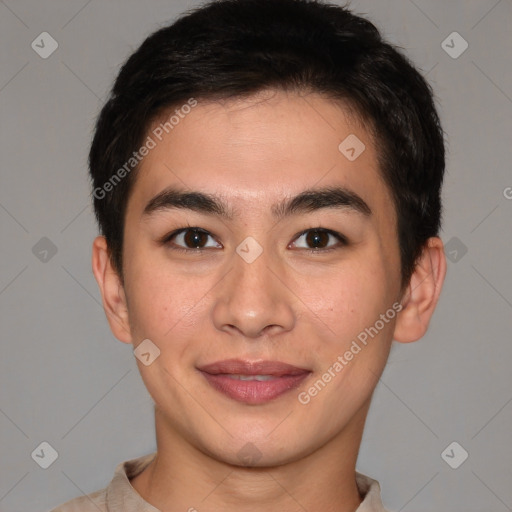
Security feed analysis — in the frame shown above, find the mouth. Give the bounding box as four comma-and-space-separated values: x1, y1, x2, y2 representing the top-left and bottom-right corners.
197, 359, 311, 405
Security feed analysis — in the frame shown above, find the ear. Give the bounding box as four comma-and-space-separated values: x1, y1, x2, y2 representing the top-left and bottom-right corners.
393, 237, 447, 343
91, 235, 132, 344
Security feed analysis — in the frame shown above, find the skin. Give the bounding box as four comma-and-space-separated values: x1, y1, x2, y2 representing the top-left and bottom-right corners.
92, 88, 446, 512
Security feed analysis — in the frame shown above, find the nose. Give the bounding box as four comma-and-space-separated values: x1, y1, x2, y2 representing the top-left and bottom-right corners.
211, 246, 296, 339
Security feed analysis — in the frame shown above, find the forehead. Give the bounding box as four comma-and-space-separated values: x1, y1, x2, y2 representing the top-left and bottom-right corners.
128, 89, 394, 225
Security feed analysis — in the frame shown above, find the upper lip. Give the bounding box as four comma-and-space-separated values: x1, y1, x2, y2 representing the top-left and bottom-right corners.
198, 359, 311, 377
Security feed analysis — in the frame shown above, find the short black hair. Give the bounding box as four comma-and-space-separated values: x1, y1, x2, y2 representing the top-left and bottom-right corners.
89, 0, 445, 288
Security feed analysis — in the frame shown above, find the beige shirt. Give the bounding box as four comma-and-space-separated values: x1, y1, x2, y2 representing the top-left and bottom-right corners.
50, 452, 390, 511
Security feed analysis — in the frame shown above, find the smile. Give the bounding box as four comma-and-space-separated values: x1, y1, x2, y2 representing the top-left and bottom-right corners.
198, 359, 311, 404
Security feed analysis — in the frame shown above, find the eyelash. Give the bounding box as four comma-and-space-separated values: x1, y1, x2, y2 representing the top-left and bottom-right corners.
161, 227, 348, 254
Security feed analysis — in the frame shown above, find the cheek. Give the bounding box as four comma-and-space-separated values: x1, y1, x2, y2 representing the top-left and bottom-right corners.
124, 253, 201, 341
293, 258, 391, 347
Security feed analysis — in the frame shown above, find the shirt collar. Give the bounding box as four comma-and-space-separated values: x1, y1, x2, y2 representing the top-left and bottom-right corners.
106, 452, 159, 512
106, 452, 388, 511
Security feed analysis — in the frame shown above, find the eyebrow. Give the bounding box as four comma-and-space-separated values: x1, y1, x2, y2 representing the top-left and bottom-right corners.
141, 185, 372, 221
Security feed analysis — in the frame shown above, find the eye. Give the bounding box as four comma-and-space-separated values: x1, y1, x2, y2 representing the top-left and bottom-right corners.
290, 228, 347, 251
164, 228, 222, 252
162, 227, 346, 254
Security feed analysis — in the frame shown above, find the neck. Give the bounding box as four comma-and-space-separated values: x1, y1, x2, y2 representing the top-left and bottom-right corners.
131, 402, 370, 512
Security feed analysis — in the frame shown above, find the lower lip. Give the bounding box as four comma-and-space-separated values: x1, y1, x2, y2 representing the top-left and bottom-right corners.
199, 371, 310, 404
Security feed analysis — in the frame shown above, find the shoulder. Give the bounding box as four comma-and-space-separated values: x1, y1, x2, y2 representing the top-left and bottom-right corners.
47, 487, 107, 512
47, 452, 157, 512
355, 471, 392, 512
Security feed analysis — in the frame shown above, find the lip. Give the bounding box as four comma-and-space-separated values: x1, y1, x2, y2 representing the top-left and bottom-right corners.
198, 359, 311, 405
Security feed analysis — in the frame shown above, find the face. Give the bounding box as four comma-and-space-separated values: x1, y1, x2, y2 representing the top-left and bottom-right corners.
114, 89, 404, 466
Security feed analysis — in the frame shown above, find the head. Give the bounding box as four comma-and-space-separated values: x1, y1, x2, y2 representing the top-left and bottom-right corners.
91, 0, 446, 467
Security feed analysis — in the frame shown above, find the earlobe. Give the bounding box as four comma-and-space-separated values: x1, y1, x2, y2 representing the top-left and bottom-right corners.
393, 237, 447, 343
91, 236, 133, 344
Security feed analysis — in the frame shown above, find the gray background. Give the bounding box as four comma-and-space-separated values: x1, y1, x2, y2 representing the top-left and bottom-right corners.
0, 0, 511, 511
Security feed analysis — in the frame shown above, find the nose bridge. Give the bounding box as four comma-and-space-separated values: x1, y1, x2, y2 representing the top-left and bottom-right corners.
212, 240, 295, 338
234, 246, 275, 304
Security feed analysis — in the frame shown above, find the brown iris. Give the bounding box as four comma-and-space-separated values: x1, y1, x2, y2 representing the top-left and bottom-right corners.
305, 230, 330, 249
183, 229, 209, 248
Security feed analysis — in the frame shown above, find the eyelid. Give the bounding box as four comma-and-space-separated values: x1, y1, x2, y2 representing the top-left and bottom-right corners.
288, 228, 348, 251
161, 227, 221, 252
162, 226, 348, 253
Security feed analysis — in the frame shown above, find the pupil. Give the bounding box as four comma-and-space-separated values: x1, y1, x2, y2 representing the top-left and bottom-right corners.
184, 229, 206, 248
306, 230, 328, 248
